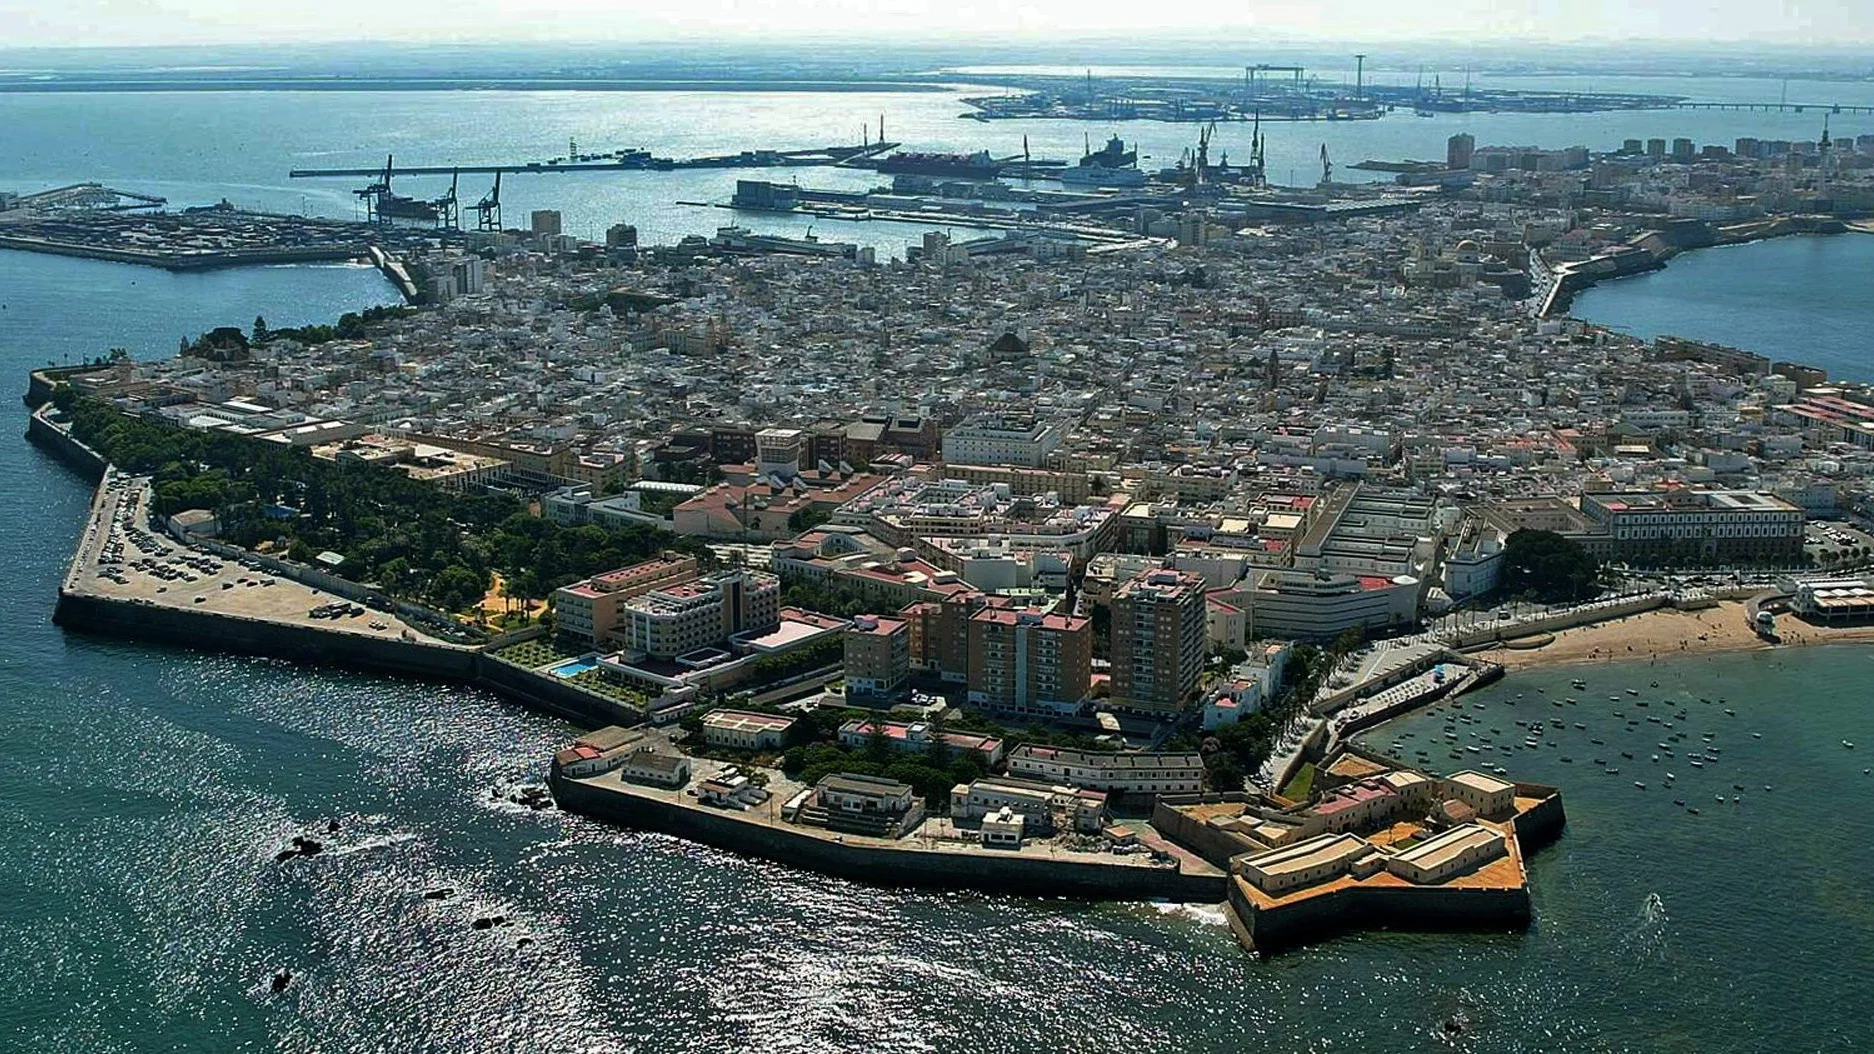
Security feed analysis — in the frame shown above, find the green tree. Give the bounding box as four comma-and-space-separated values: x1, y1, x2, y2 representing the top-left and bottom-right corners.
1501, 529, 1601, 603
430, 564, 488, 612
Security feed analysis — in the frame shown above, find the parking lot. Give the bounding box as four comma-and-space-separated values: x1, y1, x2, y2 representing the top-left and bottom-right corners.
73, 473, 432, 640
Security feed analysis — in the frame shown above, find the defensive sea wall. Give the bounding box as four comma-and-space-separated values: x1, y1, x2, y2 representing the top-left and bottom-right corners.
25, 407, 107, 480
52, 588, 646, 729
1543, 214, 1851, 318
1227, 876, 1532, 954
53, 590, 476, 679
1150, 796, 1262, 871
552, 774, 1228, 902
1511, 783, 1568, 850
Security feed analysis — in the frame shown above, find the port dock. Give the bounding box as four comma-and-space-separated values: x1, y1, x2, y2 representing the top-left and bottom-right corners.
289, 141, 899, 179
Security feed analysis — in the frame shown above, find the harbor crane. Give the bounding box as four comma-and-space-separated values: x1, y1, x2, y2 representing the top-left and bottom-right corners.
436, 170, 460, 230
1247, 111, 1268, 187
472, 170, 502, 231
355, 154, 458, 227
1319, 143, 1333, 186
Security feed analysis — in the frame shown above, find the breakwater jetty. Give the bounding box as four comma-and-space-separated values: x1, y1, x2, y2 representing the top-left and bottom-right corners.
0, 204, 428, 300
289, 141, 898, 179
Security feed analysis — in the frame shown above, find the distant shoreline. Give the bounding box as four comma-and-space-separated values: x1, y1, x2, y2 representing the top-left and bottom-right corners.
0, 78, 955, 94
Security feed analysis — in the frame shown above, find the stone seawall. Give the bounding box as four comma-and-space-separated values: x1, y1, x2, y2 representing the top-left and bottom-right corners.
0, 235, 362, 271
1151, 799, 1259, 871
1511, 786, 1568, 851
1227, 877, 1532, 954
553, 774, 1228, 902
26, 410, 107, 480
54, 591, 477, 681
53, 588, 649, 730
475, 657, 644, 729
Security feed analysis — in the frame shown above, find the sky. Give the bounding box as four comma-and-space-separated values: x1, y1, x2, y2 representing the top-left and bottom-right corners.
2, 0, 1869, 48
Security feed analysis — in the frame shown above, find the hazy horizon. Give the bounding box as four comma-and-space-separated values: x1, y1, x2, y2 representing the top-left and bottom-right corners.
3, 0, 1871, 50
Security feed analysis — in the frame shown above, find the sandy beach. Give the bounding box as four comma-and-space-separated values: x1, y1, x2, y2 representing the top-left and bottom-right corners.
1473, 601, 1874, 671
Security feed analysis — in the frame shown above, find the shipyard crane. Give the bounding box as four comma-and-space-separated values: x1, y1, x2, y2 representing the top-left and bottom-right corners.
1248, 110, 1268, 187
1319, 143, 1333, 186
354, 154, 394, 224
436, 169, 460, 230
472, 170, 502, 232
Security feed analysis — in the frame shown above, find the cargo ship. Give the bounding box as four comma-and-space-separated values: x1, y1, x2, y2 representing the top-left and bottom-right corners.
874, 150, 1002, 179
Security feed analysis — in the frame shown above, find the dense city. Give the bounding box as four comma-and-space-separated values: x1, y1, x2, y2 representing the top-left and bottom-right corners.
26, 115, 1874, 952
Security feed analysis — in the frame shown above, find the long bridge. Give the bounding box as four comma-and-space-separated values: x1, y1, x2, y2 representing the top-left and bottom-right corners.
1672, 101, 1874, 115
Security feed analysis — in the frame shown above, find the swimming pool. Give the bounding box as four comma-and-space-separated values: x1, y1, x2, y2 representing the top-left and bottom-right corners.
549, 658, 600, 679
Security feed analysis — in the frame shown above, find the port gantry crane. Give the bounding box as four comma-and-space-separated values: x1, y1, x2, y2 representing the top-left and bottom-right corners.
435, 170, 460, 230
471, 170, 502, 232
355, 154, 461, 228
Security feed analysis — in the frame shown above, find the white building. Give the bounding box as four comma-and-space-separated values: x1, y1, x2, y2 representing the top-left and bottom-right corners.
979, 807, 1025, 848
620, 748, 692, 788
1005, 745, 1205, 796
1442, 522, 1506, 601
1245, 569, 1419, 641
617, 569, 781, 659
701, 708, 797, 751
942, 415, 1066, 468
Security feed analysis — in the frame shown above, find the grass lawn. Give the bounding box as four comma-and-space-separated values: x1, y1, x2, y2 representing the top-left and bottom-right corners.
570, 668, 651, 706
1280, 761, 1316, 802
493, 637, 582, 670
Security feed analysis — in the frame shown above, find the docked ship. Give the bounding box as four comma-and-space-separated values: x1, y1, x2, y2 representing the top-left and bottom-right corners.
1057, 135, 1147, 188
709, 226, 855, 259
874, 150, 1002, 180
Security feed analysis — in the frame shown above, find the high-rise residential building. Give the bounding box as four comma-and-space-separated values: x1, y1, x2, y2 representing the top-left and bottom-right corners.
1671, 137, 1696, 162
530, 209, 563, 237
1109, 569, 1208, 715
1446, 133, 1475, 171
1646, 138, 1668, 159
902, 591, 986, 682
966, 609, 1092, 718
844, 615, 910, 701
605, 222, 638, 248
